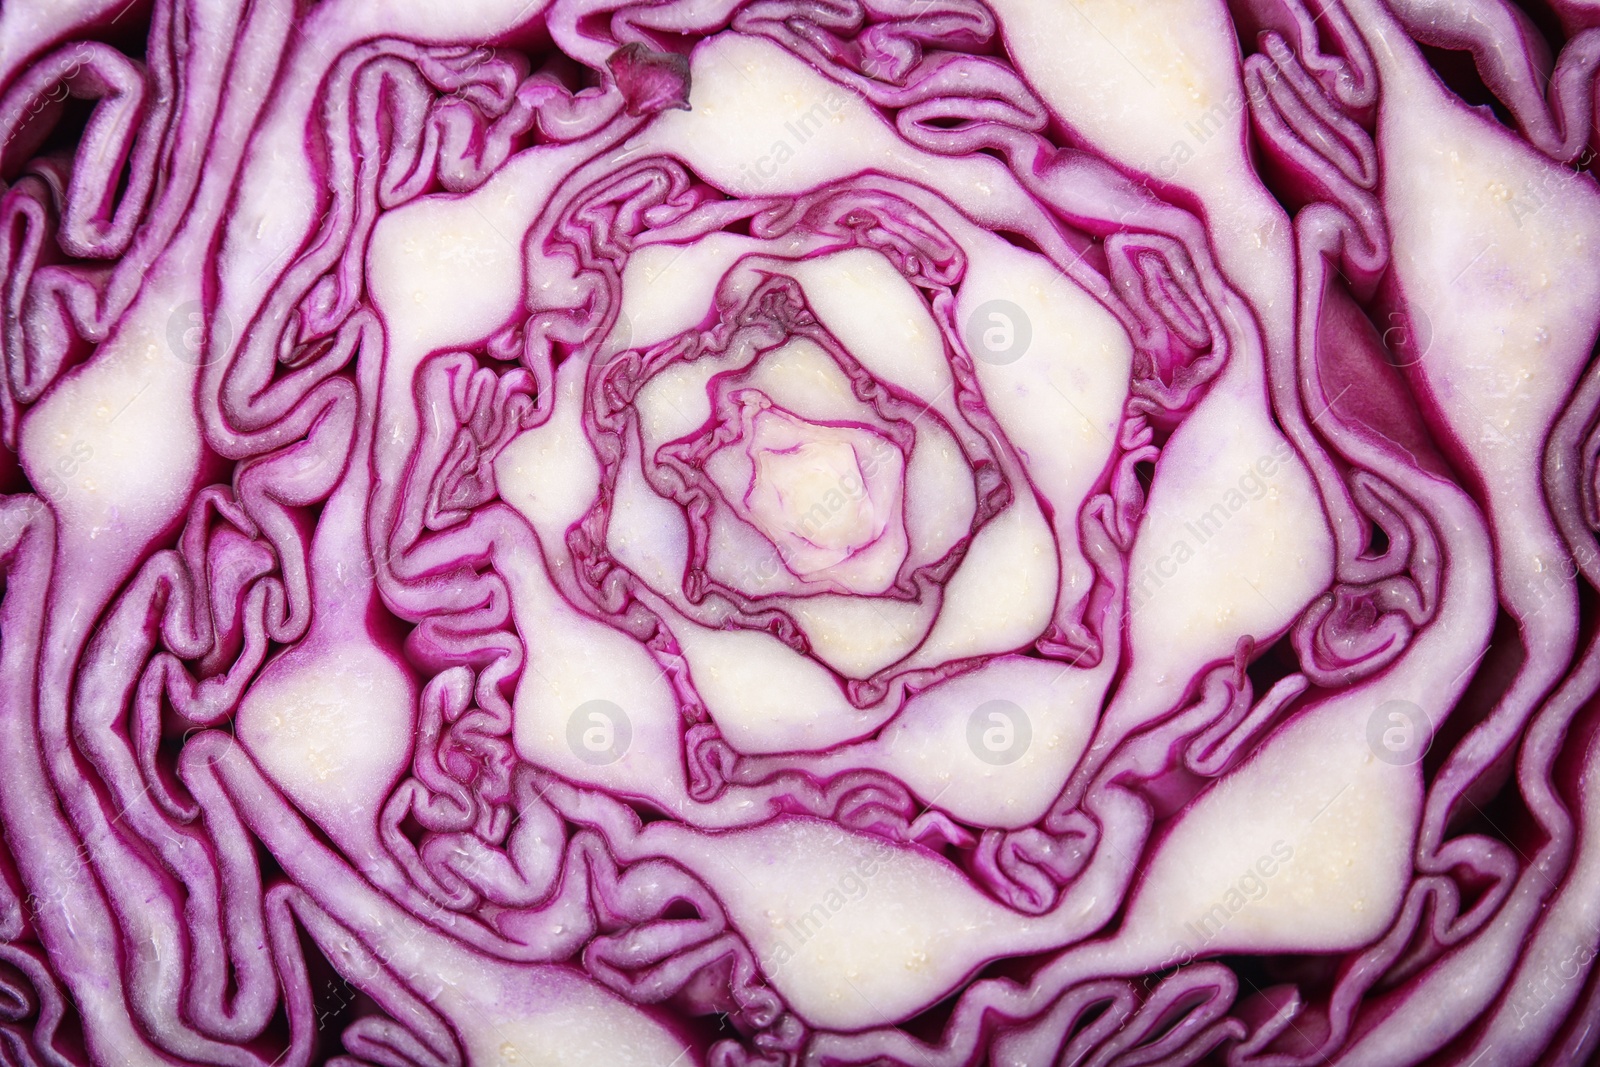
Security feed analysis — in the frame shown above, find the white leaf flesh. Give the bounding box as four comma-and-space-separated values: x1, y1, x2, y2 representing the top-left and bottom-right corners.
611, 43, 1126, 753
619, 815, 1033, 1029
1102, 349, 1335, 742
858, 654, 1114, 828
20, 277, 203, 584
887, 483, 1059, 673
953, 241, 1133, 621
220, 0, 563, 371
235, 641, 414, 850
703, 388, 908, 592
366, 135, 609, 520
0, 0, 132, 77
649, 41, 1133, 642
503, 515, 700, 806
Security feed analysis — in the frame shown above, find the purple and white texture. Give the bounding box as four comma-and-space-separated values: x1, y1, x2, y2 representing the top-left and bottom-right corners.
1, 0, 1599, 1063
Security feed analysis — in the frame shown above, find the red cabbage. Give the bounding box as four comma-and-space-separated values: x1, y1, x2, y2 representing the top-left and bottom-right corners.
1, 0, 1599, 1063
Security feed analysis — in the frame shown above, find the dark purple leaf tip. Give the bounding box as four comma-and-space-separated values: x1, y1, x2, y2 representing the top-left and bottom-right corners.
608, 42, 692, 117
